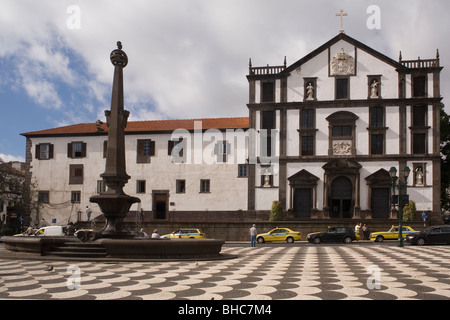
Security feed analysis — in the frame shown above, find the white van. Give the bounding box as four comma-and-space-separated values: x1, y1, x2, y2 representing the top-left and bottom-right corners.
35, 226, 66, 236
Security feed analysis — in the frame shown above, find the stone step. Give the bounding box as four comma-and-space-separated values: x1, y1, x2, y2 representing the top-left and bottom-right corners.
44, 242, 108, 258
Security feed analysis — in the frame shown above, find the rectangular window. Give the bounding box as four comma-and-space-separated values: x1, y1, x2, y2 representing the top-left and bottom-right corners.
261, 110, 275, 130
332, 126, 352, 137
69, 164, 83, 184
97, 180, 106, 194
71, 191, 81, 203
35, 143, 54, 160
301, 135, 314, 156
413, 75, 426, 97
137, 139, 155, 163
200, 179, 210, 193
67, 142, 86, 158
413, 133, 426, 154
413, 105, 427, 127
136, 180, 146, 193
238, 164, 248, 177
301, 109, 314, 129
370, 134, 384, 155
336, 78, 349, 99
38, 191, 49, 204
261, 82, 274, 102
370, 107, 384, 128
176, 180, 186, 193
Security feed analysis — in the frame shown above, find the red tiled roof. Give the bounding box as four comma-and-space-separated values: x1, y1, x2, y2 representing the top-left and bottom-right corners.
21, 117, 249, 136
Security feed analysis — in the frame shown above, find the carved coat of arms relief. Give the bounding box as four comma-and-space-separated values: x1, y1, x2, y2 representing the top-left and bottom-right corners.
331, 48, 355, 76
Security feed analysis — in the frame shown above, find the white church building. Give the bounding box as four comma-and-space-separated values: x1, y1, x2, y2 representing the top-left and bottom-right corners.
22, 32, 443, 226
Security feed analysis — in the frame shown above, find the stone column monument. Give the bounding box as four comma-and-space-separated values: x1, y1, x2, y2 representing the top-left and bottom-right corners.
90, 41, 140, 238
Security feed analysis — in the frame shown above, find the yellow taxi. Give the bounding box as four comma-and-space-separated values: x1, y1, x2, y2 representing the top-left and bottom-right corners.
161, 228, 206, 239
256, 227, 302, 244
370, 225, 417, 242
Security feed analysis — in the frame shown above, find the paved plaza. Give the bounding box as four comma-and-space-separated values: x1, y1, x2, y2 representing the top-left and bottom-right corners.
0, 243, 449, 300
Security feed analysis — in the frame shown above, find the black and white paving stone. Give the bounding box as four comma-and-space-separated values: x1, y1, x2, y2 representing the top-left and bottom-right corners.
0, 244, 449, 300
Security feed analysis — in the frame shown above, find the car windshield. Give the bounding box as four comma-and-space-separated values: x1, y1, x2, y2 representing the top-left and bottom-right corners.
422, 227, 435, 234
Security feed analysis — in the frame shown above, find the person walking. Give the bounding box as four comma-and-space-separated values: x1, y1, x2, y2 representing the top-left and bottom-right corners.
250, 224, 257, 247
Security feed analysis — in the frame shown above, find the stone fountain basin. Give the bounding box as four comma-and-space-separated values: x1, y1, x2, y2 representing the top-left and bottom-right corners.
1, 236, 228, 260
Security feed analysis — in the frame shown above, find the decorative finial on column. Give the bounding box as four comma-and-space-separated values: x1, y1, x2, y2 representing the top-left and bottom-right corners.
110, 40, 128, 67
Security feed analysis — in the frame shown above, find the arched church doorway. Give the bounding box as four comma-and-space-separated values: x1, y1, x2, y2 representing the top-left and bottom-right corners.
330, 176, 353, 218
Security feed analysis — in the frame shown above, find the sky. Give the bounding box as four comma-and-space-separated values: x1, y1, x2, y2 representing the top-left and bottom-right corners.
0, 0, 449, 162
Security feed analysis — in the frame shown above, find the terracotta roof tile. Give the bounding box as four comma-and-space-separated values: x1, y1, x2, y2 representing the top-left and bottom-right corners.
21, 117, 249, 136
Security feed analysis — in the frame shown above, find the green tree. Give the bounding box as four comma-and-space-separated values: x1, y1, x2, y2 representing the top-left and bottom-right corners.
269, 201, 284, 221
403, 200, 416, 222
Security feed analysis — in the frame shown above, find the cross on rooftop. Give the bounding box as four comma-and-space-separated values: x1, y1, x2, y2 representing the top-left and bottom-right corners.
336, 9, 348, 33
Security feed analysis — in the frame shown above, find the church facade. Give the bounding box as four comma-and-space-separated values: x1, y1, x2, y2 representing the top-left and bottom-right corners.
247, 32, 442, 222
22, 33, 443, 226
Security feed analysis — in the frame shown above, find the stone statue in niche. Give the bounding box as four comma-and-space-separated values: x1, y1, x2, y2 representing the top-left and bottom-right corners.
306, 82, 314, 100
331, 48, 355, 75
415, 167, 424, 186
263, 173, 271, 187
370, 79, 379, 98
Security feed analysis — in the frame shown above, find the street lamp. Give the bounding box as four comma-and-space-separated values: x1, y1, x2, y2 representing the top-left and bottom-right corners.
389, 166, 410, 247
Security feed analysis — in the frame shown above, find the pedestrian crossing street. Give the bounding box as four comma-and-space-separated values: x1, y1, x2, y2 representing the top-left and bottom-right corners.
0, 244, 449, 300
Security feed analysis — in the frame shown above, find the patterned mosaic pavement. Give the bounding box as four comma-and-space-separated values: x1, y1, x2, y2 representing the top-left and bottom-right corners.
0, 244, 449, 300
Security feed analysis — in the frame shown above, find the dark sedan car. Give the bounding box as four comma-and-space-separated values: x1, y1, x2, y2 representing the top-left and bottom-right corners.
406, 225, 450, 246
307, 227, 356, 244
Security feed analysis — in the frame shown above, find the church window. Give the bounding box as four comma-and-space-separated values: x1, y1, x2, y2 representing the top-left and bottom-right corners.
301, 109, 314, 129
412, 133, 427, 154
370, 107, 384, 128
413, 75, 427, 97
336, 77, 349, 99
332, 126, 352, 137
412, 105, 427, 127
261, 82, 274, 102
301, 136, 314, 155
370, 134, 384, 154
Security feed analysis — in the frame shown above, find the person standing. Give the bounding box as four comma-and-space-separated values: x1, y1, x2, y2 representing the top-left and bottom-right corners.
250, 224, 257, 247
85, 206, 92, 221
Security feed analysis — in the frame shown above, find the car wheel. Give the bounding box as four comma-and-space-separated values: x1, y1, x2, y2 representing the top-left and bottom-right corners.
416, 238, 426, 246
257, 237, 265, 244
286, 237, 294, 244
313, 237, 321, 244
343, 236, 353, 244
375, 235, 384, 242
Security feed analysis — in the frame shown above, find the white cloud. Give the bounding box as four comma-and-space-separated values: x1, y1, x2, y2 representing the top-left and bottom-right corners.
1, 0, 450, 126
0, 153, 25, 163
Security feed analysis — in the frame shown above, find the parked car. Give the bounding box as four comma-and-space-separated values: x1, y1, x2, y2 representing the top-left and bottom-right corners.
14, 226, 66, 237
442, 213, 450, 225
369, 225, 417, 242
307, 227, 356, 244
406, 225, 450, 245
13, 228, 39, 236
161, 228, 206, 239
256, 228, 302, 244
